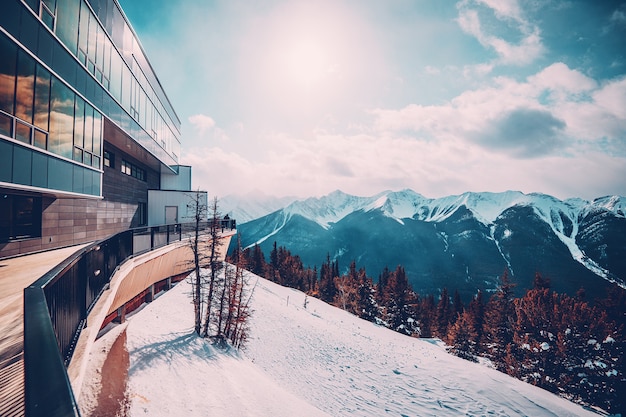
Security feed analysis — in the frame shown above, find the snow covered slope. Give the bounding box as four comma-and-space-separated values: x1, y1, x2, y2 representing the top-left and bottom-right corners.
112, 274, 597, 417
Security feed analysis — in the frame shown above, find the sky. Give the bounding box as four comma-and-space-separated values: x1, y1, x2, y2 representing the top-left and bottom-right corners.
118, 0, 626, 201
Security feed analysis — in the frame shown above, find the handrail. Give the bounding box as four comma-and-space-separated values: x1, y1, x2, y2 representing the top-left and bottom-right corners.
23, 219, 236, 417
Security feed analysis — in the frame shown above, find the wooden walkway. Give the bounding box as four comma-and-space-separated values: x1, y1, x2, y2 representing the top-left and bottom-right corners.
0, 245, 88, 417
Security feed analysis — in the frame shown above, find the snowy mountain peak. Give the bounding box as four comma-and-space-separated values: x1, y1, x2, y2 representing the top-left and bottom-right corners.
591, 195, 626, 217
261, 189, 625, 230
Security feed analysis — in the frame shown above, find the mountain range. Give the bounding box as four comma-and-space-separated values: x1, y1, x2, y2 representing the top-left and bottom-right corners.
231, 189, 626, 301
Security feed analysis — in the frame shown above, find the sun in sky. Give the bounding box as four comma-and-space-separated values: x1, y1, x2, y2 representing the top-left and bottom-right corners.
120, 0, 626, 201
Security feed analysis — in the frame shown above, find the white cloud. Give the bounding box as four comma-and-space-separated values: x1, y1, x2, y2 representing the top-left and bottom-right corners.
475, 0, 523, 22
370, 63, 626, 158
188, 114, 216, 133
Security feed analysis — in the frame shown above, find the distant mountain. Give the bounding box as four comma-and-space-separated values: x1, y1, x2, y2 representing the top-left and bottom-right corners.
220, 191, 298, 224
233, 190, 626, 301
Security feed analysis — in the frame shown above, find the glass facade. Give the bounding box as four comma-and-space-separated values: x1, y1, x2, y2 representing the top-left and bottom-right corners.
0, 28, 102, 196
0, 0, 184, 250
1, 0, 182, 199
27, 0, 182, 163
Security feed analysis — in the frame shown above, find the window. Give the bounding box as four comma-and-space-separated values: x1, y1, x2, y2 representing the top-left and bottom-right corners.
40, 0, 56, 31
103, 150, 113, 167
121, 159, 145, 181
0, 33, 17, 114
49, 77, 74, 159
0, 193, 42, 242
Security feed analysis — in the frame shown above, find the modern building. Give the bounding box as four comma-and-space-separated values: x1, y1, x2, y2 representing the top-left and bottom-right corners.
0, 0, 197, 258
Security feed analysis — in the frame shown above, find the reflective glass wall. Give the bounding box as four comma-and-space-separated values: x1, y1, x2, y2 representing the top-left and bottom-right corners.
0, 30, 101, 196
23, 0, 182, 165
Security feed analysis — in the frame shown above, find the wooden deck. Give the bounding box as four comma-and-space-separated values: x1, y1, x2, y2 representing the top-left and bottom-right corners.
0, 245, 88, 417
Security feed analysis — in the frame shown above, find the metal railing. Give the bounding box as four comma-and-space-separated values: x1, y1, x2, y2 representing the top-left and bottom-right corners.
23, 219, 236, 417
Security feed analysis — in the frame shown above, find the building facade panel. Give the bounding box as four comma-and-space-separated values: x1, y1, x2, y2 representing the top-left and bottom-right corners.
0, 0, 192, 259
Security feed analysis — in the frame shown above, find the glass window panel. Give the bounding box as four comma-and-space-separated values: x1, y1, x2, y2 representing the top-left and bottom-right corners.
15, 121, 31, 144
43, 0, 56, 10
37, 26, 54, 64
34, 65, 51, 130
78, 0, 89, 64
0, 140, 13, 182
77, 49, 86, 66
87, 12, 98, 65
121, 65, 131, 111
41, 7, 55, 31
83, 152, 92, 166
0, 34, 17, 114
92, 155, 100, 168
13, 145, 32, 185
0, 113, 12, 137
32, 151, 48, 188
73, 146, 82, 162
56, 0, 80, 55
96, 25, 105, 71
49, 77, 75, 159
86, 168, 100, 196
15, 51, 35, 124
34, 129, 47, 149
48, 157, 73, 191
0, 192, 9, 242
73, 95, 84, 148
93, 111, 101, 155
73, 164, 84, 193
13, 195, 41, 239
84, 102, 93, 152
103, 37, 111, 80
109, 52, 121, 100
19, 10, 39, 54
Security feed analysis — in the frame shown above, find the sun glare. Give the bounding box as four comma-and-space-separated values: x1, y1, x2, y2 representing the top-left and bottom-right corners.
284, 38, 331, 89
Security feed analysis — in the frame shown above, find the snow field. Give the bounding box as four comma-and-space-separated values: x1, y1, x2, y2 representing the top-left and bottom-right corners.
102, 269, 598, 417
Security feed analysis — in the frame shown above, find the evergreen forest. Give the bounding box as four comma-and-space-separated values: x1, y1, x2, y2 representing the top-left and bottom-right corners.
230, 241, 626, 414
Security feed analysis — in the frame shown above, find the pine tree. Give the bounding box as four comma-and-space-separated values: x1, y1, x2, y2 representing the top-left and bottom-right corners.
417, 294, 436, 338
466, 290, 484, 349
248, 244, 266, 277
356, 267, 378, 322
435, 287, 452, 340
482, 270, 516, 366
319, 254, 338, 303
448, 310, 477, 361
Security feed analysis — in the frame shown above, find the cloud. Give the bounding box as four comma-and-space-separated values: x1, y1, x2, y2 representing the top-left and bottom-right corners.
475, 0, 523, 22
456, 0, 545, 66
370, 63, 626, 159
476, 108, 566, 157
188, 114, 216, 133
611, 5, 626, 24
187, 114, 232, 144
